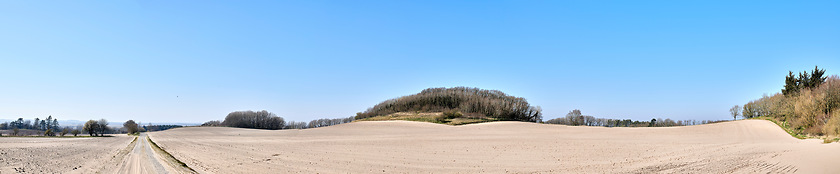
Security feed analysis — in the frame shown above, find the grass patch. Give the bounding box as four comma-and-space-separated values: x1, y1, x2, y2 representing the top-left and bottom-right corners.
357, 112, 498, 125
752, 117, 807, 139
448, 117, 498, 125
147, 136, 198, 173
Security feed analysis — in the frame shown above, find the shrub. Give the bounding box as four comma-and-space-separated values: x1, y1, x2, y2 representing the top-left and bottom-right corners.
60, 128, 69, 136
44, 129, 54, 136
823, 112, 840, 136
71, 129, 81, 136
442, 110, 463, 119
433, 114, 448, 123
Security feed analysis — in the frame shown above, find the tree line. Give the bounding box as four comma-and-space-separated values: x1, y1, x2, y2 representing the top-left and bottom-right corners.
354, 87, 542, 122
143, 124, 182, 132
1, 116, 60, 131
544, 109, 727, 127
742, 66, 840, 136
0, 116, 84, 137
202, 110, 355, 130
0, 116, 151, 137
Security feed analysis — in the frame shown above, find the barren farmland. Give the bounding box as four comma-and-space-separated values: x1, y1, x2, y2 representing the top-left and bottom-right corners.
0, 135, 134, 173
150, 120, 840, 173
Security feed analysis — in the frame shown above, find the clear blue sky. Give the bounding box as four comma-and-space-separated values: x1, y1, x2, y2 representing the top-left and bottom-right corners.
1, 1, 838, 123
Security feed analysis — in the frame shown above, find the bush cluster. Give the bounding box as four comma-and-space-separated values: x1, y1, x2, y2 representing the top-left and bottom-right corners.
743, 66, 840, 136
83, 119, 110, 136
222, 110, 285, 130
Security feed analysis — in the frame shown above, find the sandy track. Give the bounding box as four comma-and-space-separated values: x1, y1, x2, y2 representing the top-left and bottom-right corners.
151, 120, 839, 173
110, 133, 170, 174
0, 135, 133, 174
95, 133, 196, 174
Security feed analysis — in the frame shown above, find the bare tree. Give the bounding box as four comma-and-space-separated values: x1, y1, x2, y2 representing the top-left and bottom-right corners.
565, 110, 583, 126
730, 105, 742, 120
97, 119, 110, 135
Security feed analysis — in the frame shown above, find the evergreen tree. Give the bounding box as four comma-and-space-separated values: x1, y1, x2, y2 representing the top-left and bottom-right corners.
52, 118, 60, 131
782, 66, 827, 96
649, 118, 657, 127
45, 115, 53, 130
33, 118, 40, 130
783, 71, 799, 95
810, 66, 826, 88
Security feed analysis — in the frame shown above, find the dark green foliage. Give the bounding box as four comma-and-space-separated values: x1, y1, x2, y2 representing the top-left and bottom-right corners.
355, 87, 542, 122
649, 119, 657, 127
2, 116, 60, 132
783, 66, 827, 96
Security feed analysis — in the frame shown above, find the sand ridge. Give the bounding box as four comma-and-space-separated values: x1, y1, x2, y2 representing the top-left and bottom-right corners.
150, 120, 840, 173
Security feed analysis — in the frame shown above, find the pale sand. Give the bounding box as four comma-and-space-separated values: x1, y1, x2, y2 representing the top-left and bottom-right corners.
150, 120, 840, 173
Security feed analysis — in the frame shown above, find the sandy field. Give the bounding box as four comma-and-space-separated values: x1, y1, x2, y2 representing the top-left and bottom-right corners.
0, 133, 195, 174
0, 135, 134, 174
150, 120, 840, 173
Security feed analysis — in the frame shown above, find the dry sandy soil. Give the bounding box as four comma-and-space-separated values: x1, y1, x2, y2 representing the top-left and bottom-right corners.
150, 120, 840, 173
0, 133, 194, 174
0, 135, 134, 173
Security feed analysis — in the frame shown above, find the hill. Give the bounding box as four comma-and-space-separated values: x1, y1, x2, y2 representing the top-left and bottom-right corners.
354, 87, 542, 123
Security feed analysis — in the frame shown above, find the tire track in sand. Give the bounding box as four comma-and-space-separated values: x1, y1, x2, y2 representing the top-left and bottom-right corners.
106, 133, 194, 174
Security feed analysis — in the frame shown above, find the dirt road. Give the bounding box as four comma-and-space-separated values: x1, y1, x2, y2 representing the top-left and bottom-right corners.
98, 133, 194, 174
111, 133, 169, 174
